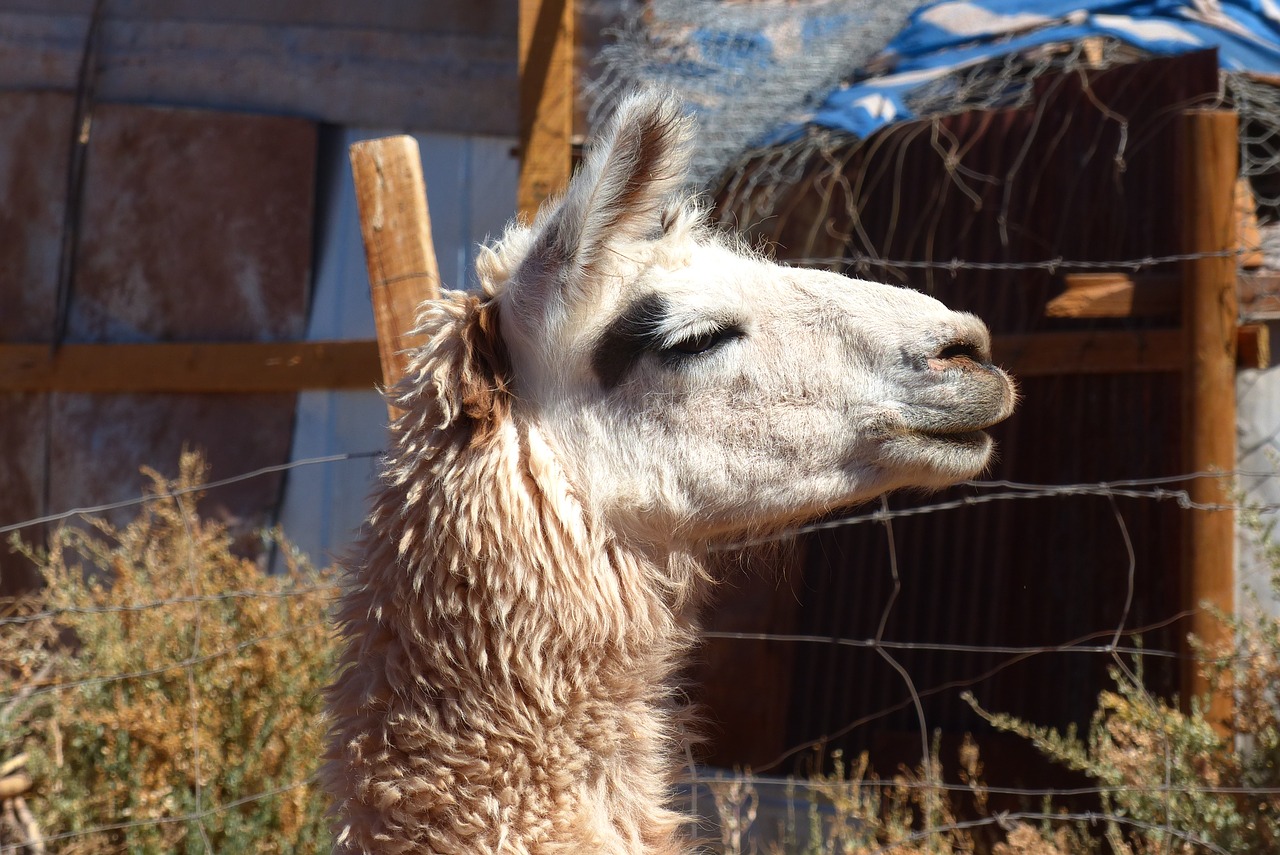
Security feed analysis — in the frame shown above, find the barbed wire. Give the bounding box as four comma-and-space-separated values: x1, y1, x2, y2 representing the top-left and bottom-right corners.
1, 453, 1265, 555
711, 473, 1255, 551
792, 248, 1243, 274
12, 23, 1280, 855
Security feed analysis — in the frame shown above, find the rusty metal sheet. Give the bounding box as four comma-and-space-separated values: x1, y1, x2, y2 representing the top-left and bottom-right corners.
0, 90, 73, 340
0, 394, 48, 596
69, 103, 315, 342
0, 7, 517, 135
48, 392, 296, 550
0, 92, 72, 595
39, 105, 318, 571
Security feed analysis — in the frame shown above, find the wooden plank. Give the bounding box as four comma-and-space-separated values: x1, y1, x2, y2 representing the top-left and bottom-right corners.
1238, 323, 1270, 370
349, 136, 443, 415
519, 0, 574, 220
1050, 270, 1280, 321
0, 341, 380, 392
992, 330, 1183, 376
1045, 272, 1179, 318
1178, 109, 1238, 729
1236, 177, 1264, 269
0, 11, 517, 135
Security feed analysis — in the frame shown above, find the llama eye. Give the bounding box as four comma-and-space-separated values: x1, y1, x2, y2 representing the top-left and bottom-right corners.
665, 328, 736, 356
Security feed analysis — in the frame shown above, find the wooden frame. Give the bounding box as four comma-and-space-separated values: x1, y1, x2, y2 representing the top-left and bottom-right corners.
0, 341, 380, 393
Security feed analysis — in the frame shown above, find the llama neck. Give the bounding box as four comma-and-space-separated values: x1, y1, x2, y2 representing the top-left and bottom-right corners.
325, 416, 700, 855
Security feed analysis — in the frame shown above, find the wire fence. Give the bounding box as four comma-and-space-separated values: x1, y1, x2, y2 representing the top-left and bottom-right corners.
3, 442, 1280, 853
8, 18, 1280, 853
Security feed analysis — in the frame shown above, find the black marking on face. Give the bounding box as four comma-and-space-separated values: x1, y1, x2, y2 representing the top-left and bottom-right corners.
591, 294, 671, 390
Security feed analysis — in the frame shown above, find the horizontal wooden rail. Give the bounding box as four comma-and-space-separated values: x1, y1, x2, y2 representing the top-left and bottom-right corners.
993, 330, 1184, 376
1048, 271, 1280, 322
0, 341, 381, 393
0, 328, 1256, 392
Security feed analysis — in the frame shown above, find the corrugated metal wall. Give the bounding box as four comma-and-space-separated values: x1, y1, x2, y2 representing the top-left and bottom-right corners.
699, 51, 1221, 781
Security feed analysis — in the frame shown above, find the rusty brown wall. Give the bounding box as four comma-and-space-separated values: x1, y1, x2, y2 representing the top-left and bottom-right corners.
0, 98, 315, 595
698, 51, 1220, 778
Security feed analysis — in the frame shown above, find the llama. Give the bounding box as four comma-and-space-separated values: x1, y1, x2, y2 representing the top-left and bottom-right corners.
323, 91, 1016, 854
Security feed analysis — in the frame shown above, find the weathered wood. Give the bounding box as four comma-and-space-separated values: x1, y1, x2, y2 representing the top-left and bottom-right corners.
1050, 270, 1280, 322
349, 136, 443, 414
0, 341, 380, 393
519, 0, 574, 220
1178, 109, 1238, 728
0, 7, 517, 135
1045, 272, 1179, 318
1236, 177, 1264, 269
1238, 324, 1270, 370
992, 330, 1183, 376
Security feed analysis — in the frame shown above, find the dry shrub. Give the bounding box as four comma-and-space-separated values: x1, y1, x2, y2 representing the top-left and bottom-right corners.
705, 741, 987, 855
964, 504, 1280, 855
2, 452, 339, 854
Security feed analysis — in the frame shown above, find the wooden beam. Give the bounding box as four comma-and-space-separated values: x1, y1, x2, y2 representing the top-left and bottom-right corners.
0, 341, 380, 393
992, 330, 1183, 376
1238, 323, 1270, 370
349, 135, 443, 416
1045, 272, 1179, 318
518, 0, 574, 220
1236, 177, 1264, 269
1178, 109, 1238, 728
1049, 271, 1280, 322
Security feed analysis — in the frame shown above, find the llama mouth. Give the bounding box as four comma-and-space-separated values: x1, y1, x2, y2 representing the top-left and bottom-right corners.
914, 427, 991, 447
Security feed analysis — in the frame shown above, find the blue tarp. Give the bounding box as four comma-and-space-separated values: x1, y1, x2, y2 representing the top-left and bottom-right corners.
801, 0, 1280, 140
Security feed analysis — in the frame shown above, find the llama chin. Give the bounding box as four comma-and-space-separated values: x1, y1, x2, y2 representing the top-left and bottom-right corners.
322, 90, 1015, 855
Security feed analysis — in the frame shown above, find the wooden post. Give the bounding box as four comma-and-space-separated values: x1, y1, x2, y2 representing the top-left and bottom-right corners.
349, 136, 442, 415
1178, 109, 1238, 727
519, 0, 575, 221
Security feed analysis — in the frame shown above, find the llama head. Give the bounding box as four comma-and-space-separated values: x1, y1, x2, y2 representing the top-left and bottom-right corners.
466, 91, 1015, 545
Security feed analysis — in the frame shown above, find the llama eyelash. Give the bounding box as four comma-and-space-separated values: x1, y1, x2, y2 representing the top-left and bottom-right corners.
659, 324, 745, 359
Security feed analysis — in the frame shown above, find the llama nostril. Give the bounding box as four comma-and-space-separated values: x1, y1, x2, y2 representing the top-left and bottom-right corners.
929, 339, 991, 371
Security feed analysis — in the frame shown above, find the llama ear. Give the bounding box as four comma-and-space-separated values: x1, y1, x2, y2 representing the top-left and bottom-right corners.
517, 91, 694, 299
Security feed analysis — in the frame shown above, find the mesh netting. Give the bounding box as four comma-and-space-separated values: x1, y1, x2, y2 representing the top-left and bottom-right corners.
589, 4, 1280, 230
586, 0, 924, 187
